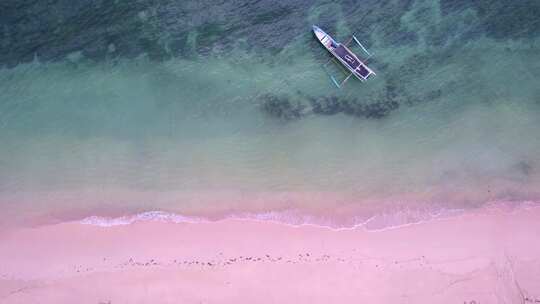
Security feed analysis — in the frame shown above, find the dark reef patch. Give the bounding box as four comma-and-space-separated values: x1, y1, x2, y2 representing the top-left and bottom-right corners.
0, 0, 150, 66
307, 94, 399, 120
3, 0, 538, 68
0, 0, 315, 67
439, 0, 540, 40
421, 89, 443, 103
302, 81, 403, 120
259, 94, 305, 121
339, 0, 416, 48
396, 53, 432, 81
515, 161, 533, 177
309, 96, 342, 116
344, 98, 399, 120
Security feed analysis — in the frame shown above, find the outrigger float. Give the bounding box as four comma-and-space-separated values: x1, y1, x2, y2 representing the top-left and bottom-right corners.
312, 25, 376, 88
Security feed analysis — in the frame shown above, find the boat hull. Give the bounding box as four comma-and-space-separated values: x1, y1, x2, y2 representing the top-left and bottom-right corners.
312, 25, 375, 82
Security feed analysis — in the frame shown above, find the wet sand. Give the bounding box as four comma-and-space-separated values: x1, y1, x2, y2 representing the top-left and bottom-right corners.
1, 206, 540, 303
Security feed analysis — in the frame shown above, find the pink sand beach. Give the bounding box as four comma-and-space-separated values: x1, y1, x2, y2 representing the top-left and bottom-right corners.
1, 205, 539, 304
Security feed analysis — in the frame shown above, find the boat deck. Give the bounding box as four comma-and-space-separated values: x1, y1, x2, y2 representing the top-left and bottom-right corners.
334, 44, 371, 78
334, 45, 360, 70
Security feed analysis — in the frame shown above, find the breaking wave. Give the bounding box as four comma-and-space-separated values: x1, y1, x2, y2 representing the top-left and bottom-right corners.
80, 211, 209, 227
78, 200, 540, 231
75, 204, 513, 232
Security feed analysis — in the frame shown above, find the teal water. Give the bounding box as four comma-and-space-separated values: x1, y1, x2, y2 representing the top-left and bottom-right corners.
1, 0, 539, 225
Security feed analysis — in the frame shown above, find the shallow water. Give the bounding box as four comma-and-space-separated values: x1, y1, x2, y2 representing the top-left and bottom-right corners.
1, 0, 540, 226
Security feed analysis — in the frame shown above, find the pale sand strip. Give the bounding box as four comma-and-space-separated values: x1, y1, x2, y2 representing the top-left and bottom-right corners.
1, 207, 540, 303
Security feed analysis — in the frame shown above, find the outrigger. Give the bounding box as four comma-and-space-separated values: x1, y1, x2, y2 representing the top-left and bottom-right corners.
312, 25, 376, 88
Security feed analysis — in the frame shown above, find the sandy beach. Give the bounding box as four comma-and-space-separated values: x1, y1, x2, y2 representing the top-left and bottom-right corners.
1, 206, 539, 304
2, 0, 540, 303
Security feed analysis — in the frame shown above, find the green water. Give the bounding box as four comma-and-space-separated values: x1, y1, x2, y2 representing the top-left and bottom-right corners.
0, 0, 539, 224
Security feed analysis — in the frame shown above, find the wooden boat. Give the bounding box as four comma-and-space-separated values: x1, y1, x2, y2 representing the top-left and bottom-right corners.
312, 25, 376, 88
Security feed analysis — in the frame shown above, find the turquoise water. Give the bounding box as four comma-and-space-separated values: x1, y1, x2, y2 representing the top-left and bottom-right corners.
1, 0, 540, 225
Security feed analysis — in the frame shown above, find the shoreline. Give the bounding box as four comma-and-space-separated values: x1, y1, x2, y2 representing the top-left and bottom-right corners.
2, 205, 540, 303
58, 199, 540, 231
3, 188, 539, 231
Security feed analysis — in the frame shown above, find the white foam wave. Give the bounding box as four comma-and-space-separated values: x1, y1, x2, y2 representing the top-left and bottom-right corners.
79, 201, 540, 230
80, 211, 208, 227
78, 208, 464, 230
359, 207, 466, 232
